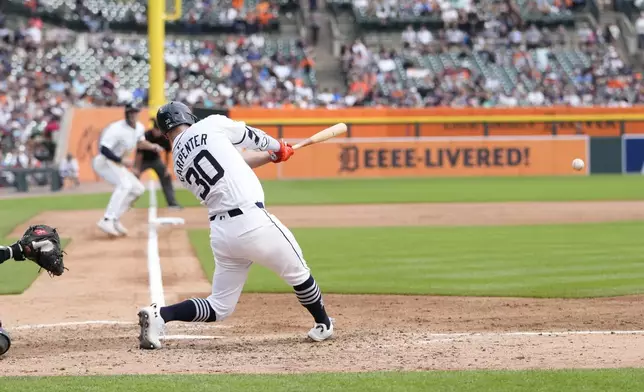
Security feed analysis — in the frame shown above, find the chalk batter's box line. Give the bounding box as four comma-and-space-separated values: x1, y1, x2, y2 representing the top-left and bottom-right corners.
13, 321, 232, 330
415, 329, 644, 344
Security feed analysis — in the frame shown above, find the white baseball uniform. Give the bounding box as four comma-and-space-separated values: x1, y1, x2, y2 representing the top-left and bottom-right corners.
172, 115, 311, 320
59, 157, 79, 180
92, 119, 146, 220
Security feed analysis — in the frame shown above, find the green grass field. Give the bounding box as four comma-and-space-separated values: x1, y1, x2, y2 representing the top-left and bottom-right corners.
4, 175, 644, 211
189, 221, 644, 298
209, 175, 644, 205
3, 369, 644, 392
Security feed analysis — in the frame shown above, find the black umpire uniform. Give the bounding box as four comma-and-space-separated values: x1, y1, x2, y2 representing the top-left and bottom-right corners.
135, 121, 182, 209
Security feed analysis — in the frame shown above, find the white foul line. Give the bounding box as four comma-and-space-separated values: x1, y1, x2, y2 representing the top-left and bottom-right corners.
147, 180, 166, 307
425, 330, 644, 337
417, 330, 644, 344
13, 321, 136, 330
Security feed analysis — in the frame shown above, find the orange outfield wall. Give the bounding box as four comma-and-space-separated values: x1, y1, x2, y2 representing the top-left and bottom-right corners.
195, 137, 588, 180
68, 107, 597, 182
229, 107, 644, 138
273, 137, 588, 178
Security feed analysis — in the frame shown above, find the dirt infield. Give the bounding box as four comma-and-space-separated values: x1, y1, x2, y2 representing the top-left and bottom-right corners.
1, 201, 644, 376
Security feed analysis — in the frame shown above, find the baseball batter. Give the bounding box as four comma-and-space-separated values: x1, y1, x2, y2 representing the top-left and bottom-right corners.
92, 103, 165, 236
137, 102, 334, 349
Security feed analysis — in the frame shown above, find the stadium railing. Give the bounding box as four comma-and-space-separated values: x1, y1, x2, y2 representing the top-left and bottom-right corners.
5, 167, 63, 193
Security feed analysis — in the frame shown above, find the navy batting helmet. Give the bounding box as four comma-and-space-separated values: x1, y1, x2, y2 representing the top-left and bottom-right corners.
156, 101, 198, 134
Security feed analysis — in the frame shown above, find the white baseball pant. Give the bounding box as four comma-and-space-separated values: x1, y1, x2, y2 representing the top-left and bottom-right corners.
207, 204, 311, 321
92, 154, 145, 220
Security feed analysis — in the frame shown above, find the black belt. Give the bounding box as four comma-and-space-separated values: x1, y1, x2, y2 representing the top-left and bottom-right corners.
209, 202, 265, 221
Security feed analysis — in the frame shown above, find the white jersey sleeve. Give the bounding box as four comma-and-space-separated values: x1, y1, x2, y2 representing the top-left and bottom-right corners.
99, 122, 119, 150
135, 122, 146, 142
98, 120, 146, 159
209, 115, 280, 151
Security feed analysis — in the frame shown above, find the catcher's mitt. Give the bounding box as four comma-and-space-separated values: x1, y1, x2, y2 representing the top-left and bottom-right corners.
16, 225, 66, 277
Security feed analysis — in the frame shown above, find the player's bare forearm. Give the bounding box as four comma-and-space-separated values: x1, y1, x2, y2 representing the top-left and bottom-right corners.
135, 152, 143, 170
241, 150, 274, 168
137, 140, 162, 152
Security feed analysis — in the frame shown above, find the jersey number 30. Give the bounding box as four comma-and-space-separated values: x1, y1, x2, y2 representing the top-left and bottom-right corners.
186, 150, 224, 200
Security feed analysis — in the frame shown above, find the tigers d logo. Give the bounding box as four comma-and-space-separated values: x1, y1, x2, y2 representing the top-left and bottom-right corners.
339, 145, 359, 172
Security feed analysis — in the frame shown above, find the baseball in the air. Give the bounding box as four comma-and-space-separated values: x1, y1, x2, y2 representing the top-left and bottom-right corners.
572, 158, 585, 171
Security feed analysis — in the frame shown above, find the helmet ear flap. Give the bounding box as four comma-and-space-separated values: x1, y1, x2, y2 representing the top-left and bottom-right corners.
156, 102, 196, 134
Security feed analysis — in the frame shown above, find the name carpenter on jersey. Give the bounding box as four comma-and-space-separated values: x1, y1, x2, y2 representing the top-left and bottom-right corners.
174, 133, 208, 180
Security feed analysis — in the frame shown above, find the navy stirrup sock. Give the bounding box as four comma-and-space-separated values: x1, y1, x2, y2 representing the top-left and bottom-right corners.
160, 298, 217, 322
293, 275, 331, 328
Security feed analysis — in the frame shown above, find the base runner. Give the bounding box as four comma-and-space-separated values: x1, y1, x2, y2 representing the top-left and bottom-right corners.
137, 102, 334, 349
92, 102, 165, 236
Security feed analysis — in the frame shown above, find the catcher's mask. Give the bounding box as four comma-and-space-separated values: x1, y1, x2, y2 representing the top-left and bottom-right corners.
156, 101, 198, 135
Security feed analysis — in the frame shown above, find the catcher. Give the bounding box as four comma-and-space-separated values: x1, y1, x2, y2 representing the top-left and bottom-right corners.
0, 224, 65, 356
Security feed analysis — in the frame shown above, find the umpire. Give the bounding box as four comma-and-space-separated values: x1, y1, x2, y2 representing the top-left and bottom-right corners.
135, 119, 182, 209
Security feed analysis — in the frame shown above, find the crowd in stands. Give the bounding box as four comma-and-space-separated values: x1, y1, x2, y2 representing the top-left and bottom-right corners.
0, 14, 66, 181
340, 1, 643, 108
351, 0, 583, 24
9, 0, 288, 34
164, 35, 317, 108
1, 0, 644, 178
65, 32, 317, 108
0, 1, 318, 178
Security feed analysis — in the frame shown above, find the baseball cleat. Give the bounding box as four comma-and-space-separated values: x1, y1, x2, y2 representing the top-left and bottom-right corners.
307, 318, 334, 342
113, 220, 128, 236
97, 218, 120, 236
138, 303, 164, 349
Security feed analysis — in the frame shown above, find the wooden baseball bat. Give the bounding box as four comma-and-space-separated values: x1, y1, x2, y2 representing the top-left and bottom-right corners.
292, 123, 348, 150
